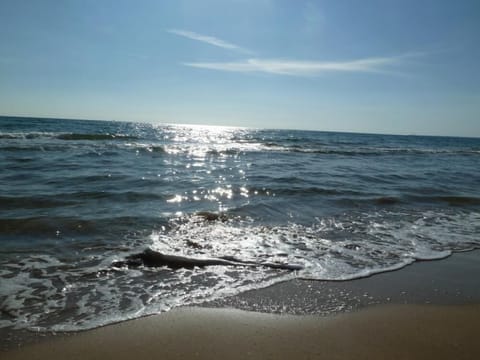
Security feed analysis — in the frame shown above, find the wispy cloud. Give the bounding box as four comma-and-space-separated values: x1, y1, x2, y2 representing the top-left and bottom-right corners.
168, 29, 252, 54
183, 55, 417, 76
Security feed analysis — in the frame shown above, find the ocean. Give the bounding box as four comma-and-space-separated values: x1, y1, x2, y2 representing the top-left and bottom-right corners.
1, 116, 479, 332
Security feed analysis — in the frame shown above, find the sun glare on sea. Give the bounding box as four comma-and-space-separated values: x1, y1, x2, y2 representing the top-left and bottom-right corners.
164, 123, 246, 145
154, 122, 252, 213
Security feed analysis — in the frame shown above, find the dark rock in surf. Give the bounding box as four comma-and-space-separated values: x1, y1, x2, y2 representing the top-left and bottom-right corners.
112, 248, 303, 271
194, 211, 229, 222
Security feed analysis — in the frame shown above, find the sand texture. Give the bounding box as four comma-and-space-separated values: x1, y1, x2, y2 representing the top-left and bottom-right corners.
3, 304, 480, 360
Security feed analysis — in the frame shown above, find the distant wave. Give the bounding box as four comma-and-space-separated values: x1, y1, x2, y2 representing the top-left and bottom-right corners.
179, 144, 479, 156
262, 145, 480, 156
3, 130, 478, 157
205, 148, 242, 156
57, 133, 138, 141
0, 132, 138, 141
0, 132, 56, 139
334, 195, 480, 207
245, 186, 352, 197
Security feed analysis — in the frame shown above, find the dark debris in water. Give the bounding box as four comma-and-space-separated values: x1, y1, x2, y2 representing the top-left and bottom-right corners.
111, 248, 304, 271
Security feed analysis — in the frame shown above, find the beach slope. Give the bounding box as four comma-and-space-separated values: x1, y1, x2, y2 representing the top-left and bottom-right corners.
3, 304, 480, 360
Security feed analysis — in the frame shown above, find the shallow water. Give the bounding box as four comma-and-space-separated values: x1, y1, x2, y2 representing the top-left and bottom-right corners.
1, 116, 479, 331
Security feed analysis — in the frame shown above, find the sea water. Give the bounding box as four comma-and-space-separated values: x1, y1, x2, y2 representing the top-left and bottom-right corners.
1, 116, 479, 331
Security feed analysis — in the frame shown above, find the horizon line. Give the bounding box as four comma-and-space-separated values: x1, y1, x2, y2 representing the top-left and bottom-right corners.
1, 114, 477, 139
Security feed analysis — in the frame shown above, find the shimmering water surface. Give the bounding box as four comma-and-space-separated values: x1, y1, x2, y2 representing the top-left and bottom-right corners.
1, 116, 479, 331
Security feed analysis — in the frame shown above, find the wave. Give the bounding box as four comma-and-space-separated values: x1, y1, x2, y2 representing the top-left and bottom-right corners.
0, 215, 170, 238
64, 190, 167, 202
334, 195, 480, 207
5, 136, 474, 158
0, 144, 165, 157
408, 195, 480, 206
205, 148, 242, 156
228, 191, 480, 207
0, 191, 167, 210
146, 145, 166, 153
57, 133, 138, 141
245, 185, 352, 197
1, 209, 479, 332
0, 132, 56, 140
0, 196, 75, 209
0, 217, 101, 237
259, 144, 480, 156
152, 210, 480, 281
0, 132, 139, 141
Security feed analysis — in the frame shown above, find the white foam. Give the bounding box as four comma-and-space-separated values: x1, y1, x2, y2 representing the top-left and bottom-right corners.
1, 210, 479, 332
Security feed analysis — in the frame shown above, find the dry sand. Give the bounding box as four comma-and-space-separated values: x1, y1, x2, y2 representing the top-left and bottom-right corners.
3, 303, 480, 360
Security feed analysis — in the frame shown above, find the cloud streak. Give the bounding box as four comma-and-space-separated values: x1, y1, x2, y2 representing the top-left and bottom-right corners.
183, 55, 417, 76
168, 29, 252, 54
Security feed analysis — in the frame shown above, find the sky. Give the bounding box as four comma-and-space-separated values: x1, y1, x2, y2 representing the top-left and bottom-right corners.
0, 0, 479, 136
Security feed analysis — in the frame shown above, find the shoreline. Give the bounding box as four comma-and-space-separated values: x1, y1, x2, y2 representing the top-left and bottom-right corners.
3, 304, 480, 359
2, 250, 480, 358
202, 249, 480, 315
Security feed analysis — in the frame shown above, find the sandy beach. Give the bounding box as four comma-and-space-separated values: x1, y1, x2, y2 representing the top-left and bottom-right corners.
3, 304, 480, 360
3, 250, 480, 359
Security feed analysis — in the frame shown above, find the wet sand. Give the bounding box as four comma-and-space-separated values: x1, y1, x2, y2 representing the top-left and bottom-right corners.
3, 304, 480, 360
203, 249, 480, 314
2, 250, 480, 359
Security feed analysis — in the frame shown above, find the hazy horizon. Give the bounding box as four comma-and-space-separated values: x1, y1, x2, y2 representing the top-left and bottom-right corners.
3, 114, 480, 139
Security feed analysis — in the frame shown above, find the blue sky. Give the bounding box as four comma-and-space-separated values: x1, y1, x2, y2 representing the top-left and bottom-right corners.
0, 0, 479, 136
